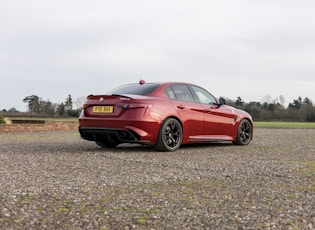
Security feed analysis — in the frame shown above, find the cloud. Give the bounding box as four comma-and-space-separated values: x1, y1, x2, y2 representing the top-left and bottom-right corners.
1, 0, 315, 111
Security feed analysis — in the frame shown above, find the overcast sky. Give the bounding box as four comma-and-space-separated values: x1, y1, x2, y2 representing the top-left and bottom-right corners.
1, 0, 315, 111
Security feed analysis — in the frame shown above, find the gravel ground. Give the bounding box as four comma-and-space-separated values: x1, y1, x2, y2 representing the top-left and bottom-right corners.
0, 128, 314, 229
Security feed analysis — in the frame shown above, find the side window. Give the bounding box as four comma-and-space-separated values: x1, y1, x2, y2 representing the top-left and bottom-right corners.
165, 87, 176, 99
171, 84, 195, 102
191, 86, 217, 105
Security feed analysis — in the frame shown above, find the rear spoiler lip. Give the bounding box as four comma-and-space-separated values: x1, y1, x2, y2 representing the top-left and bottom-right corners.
86, 94, 154, 100
87, 94, 133, 99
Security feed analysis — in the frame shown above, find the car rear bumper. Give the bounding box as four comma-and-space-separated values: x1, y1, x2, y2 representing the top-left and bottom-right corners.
78, 111, 162, 145
79, 127, 146, 143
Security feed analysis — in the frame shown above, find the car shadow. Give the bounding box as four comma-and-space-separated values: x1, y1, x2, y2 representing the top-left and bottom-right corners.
93, 142, 234, 153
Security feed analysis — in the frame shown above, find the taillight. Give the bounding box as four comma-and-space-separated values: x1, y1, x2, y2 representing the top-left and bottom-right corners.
116, 103, 152, 110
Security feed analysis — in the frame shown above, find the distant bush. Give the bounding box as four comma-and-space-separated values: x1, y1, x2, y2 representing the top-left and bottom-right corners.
0, 114, 5, 124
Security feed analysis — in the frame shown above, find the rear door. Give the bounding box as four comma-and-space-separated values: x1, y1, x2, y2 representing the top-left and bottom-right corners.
166, 84, 205, 140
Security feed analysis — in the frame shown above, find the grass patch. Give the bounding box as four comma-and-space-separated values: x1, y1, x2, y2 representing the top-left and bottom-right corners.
292, 160, 315, 171
291, 160, 315, 191
254, 122, 315, 129
137, 216, 150, 224
0, 114, 5, 124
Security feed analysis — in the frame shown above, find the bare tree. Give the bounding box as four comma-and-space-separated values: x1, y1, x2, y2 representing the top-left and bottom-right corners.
74, 96, 86, 110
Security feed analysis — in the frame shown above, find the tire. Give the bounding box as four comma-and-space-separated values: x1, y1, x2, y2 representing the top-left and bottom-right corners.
155, 118, 182, 152
233, 119, 252, 145
95, 141, 119, 148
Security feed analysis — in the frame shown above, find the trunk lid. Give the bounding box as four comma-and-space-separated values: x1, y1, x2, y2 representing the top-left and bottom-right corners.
83, 94, 151, 117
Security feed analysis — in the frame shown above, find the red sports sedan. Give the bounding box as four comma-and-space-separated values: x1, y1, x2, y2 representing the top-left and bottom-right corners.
79, 80, 253, 151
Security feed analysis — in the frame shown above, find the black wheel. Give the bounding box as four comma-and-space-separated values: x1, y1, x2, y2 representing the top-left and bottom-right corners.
155, 118, 182, 152
95, 141, 119, 148
233, 119, 252, 145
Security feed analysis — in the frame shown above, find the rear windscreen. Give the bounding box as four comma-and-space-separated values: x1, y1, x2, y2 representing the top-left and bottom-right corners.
108, 83, 159, 95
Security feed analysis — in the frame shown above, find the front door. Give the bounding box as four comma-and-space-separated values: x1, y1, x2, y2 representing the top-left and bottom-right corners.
190, 85, 235, 138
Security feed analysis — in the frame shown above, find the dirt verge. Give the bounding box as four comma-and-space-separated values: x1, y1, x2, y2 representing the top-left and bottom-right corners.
0, 120, 78, 133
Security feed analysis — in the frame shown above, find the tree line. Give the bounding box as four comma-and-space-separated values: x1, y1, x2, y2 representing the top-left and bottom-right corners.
1, 95, 82, 117
24, 94, 82, 117
227, 96, 315, 122
1, 94, 315, 122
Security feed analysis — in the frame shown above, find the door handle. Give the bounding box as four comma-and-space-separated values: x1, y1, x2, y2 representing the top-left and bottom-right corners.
177, 105, 185, 109
205, 108, 211, 113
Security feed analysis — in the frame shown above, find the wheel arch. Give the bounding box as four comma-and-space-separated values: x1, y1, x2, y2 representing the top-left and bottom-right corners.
233, 117, 253, 139
153, 115, 183, 144
154, 116, 184, 151
162, 115, 183, 132
233, 118, 253, 145
243, 118, 254, 141
164, 115, 182, 125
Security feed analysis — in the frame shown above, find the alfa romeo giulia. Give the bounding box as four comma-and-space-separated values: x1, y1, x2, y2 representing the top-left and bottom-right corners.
79, 80, 253, 151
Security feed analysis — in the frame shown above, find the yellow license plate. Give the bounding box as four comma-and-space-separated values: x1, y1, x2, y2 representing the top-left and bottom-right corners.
92, 106, 114, 113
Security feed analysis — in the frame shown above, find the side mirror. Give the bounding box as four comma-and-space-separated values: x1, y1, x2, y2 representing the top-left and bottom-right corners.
219, 97, 226, 105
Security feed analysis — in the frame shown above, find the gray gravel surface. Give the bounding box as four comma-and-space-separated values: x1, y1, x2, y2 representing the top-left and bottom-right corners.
0, 128, 314, 229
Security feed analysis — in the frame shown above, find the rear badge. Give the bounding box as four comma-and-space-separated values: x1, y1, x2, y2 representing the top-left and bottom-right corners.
99, 97, 104, 103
